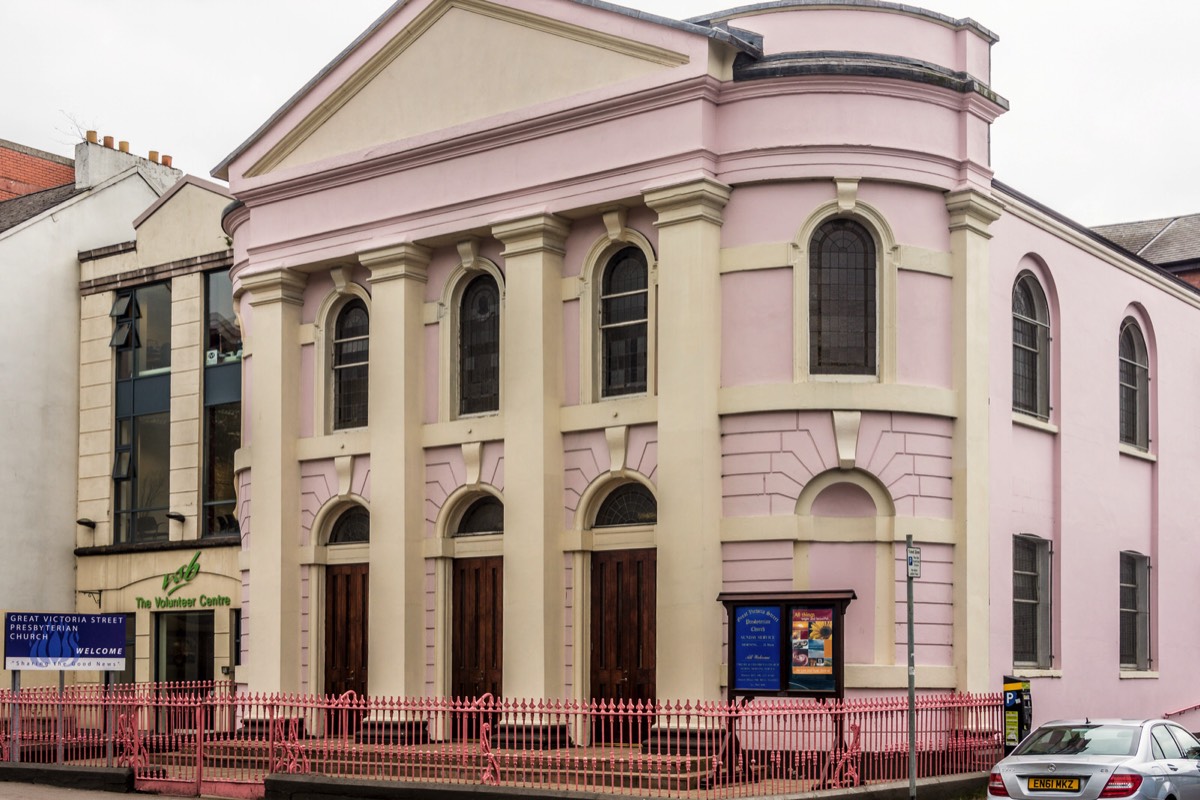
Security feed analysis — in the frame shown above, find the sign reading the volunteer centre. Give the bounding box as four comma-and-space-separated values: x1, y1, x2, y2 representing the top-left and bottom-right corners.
4, 612, 127, 671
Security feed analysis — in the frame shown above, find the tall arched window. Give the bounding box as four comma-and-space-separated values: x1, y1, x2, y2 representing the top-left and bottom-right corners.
600, 247, 648, 397
456, 495, 504, 536
1119, 318, 1149, 449
1012, 273, 1051, 419
333, 299, 369, 430
809, 219, 876, 375
459, 275, 500, 415
329, 505, 370, 544
593, 483, 657, 528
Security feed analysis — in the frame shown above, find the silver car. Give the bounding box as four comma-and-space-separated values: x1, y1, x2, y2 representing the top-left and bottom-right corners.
989, 720, 1200, 800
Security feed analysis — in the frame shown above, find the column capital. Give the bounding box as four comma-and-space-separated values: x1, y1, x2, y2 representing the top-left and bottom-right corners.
945, 189, 1004, 237
238, 268, 307, 307
643, 176, 731, 228
492, 214, 570, 258
360, 242, 432, 284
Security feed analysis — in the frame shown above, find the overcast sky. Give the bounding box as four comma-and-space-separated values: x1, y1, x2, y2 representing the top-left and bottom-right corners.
3, 1, 1196, 227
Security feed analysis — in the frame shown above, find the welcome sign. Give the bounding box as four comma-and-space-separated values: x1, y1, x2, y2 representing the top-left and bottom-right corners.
4, 612, 126, 671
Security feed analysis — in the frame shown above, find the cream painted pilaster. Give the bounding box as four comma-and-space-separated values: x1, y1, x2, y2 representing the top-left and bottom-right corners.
945, 189, 1002, 693
493, 214, 570, 700
644, 177, 730, 701
362, 243, 431, 697
240, 268, 307, 693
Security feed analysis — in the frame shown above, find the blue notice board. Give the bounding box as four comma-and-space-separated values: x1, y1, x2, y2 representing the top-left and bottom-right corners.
4, 612, 127, 671
733, 605, 782, 691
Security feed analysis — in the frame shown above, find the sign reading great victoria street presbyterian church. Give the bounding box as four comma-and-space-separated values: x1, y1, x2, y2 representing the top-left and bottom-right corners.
4, 612, 126, 671
135, 551, 233, 610
719, 590, 855, 700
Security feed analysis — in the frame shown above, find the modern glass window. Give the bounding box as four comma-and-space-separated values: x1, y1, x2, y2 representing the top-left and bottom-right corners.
600, 247, 648, 397
205, 269, 242, 365
1119, 551, 1150, 670
333, 299, 369, 430
1013, 535, 1051, 668
329, 506, 370, 544
594, 483, 657, 528
1118, 319, 1149, 449
1012, 273, 1051, 419
810, 219, 877, 375
455, 496, 504, 536
111, 284, 172, 544
203, 271, 242, 537
459, 274, 500, 415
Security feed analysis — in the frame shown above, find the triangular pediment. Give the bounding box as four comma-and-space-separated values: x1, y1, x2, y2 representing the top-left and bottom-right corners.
250, 0, 689, 176
134, 177, 231, 265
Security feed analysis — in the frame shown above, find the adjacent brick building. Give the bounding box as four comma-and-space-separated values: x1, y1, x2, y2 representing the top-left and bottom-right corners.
0, 138, 74, 201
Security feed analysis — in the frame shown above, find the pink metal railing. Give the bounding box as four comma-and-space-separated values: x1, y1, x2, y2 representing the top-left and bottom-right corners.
0, 685, 1002, 799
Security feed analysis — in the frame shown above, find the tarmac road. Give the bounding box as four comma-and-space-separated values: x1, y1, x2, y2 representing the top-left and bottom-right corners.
0, 784, 224, 799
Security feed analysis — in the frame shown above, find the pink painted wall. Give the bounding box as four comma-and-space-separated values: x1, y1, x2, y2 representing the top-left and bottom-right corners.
424, 442, 505, 535
563, 555, 574, 696
897, 272, 953, 388
988, 204, 1200, 722
721, 412, 953, 518
563, 425, 658, 528
892, 542, 953, 667
298, 456, 372, 546
721, 269, 792, 386
424, 560, 436, 696
808, 541, 877, 665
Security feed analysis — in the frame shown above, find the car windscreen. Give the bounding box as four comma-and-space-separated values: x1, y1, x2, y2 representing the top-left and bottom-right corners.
1013, 725, 1141, 757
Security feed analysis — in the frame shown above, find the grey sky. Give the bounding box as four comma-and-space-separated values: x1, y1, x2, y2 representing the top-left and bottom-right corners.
3, 1, 1195, 226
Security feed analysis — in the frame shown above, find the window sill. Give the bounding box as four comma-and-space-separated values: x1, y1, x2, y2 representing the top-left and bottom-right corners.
1119, 670, 1158, 679
1118, 443, 1156, 462
1012, 413, 1058, 434
1011, 668, 1062, 679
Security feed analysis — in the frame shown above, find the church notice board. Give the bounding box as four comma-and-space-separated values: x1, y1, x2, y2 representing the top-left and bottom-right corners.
718, 591, 855, 700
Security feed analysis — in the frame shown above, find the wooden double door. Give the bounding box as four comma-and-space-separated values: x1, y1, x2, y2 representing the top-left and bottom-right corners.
325, 564, 369, 698
452, 557, 504, 701
591, 549, 657, 706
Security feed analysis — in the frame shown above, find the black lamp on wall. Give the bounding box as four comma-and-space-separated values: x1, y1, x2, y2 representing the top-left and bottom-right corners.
76, 518, 97, 529
166, 512, 186, 523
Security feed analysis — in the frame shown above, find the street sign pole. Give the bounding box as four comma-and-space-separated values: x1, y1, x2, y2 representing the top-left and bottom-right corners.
907, 534, 918, 800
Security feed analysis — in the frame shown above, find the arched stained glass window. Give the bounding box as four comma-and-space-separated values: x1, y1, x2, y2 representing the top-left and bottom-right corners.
456, 496, 504, 536
600, 247, 648, 396
594, 483, 657, 528
809, 220, 876, 375
329, 506, 370, 544
459, 275, 500, 415
333, 299, 369, 429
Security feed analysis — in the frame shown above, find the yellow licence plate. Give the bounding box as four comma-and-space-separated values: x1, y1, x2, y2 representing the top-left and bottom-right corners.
1028, 777, 1081, 792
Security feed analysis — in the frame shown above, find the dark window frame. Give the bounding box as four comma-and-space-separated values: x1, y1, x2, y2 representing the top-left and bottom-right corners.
111, 284, 172, 545
458, 273, 501, 416
455, 495, 504, 537
1118, 318, 1150, 449
1012, 534, 1052, 669
809, 218, 877, 376
329, 505, 370, 544
599, 247, 649, 398
332, 298, 369, 430
593, 482, 658, 528
1012, 273, 1051, 420
1119, 551, 1150, 670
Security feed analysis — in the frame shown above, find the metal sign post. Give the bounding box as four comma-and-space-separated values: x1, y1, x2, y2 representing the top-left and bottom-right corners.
906, 535, 921, 800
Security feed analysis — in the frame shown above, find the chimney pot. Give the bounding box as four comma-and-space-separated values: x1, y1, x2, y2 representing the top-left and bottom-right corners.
119, 141, 129, 153
162, 155, 173, 167
103, 136, 114, 149
86, 130, 98, 144
148, 150, 159, 164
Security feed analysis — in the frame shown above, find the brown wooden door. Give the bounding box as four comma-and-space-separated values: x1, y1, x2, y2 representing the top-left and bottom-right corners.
452, 557, 503, 701
591, 549, 656, 704
325, 564, 369, 698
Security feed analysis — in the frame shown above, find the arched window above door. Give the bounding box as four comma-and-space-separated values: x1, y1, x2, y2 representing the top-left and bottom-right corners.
456, 495, 504, 536
593, 483, 657, 528
329, 505, 370, 544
